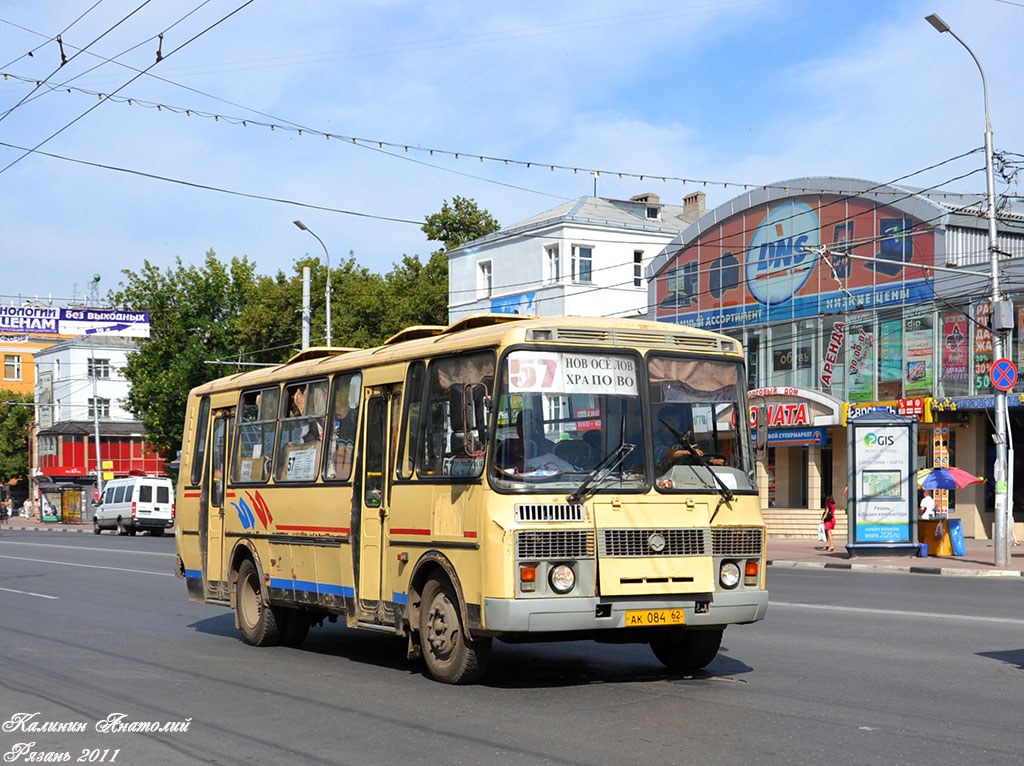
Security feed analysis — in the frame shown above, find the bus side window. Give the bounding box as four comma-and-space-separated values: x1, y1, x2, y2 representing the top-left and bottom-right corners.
325, 372, 362, 482
418, 352, 494, 479
233, 386, 279, 483
276, 379, 329, 482
396, 363, 425, 479
189, 397, 210, 486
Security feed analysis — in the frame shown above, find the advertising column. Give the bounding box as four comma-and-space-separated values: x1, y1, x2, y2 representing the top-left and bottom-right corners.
847, 413, 918, 555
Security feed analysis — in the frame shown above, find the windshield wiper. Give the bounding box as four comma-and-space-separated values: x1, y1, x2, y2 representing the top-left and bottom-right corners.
658, 416, 734, 513
566, 443, 635, 505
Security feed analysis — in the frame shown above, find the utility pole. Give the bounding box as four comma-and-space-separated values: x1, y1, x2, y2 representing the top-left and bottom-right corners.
926, 13, 1010, 565
90, 347, 102, 522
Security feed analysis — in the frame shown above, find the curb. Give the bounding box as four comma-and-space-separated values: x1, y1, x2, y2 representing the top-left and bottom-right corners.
768, 559, 1024, 578
1, 525, 91, 534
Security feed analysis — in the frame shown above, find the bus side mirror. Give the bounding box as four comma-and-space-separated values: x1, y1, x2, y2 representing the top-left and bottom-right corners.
754, 406, 768, 464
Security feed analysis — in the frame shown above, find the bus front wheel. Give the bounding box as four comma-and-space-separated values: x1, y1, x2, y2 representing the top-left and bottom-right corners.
650, 627, 724, 672
235, 559, 281, 647
419, 576, 490, 684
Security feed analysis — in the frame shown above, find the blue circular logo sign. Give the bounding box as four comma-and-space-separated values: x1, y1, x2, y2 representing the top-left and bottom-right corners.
745, 201, 820, 306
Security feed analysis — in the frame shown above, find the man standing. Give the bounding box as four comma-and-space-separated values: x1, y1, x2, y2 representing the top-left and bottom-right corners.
919, 490, 936, 520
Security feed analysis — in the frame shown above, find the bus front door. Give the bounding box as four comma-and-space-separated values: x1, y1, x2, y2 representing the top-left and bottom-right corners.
357, 384, 401, 623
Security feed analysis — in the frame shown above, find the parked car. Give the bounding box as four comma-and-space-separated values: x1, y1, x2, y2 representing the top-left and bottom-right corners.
94, 476, 175, 536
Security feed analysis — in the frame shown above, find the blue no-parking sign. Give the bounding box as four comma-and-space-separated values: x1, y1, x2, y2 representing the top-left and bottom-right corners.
990, 358, 1017, 391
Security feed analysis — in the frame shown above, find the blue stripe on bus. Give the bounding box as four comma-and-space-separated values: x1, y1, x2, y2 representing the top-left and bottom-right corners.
270, 578, 355, 598
184, 569, 202, 579
393, 592, 408, 605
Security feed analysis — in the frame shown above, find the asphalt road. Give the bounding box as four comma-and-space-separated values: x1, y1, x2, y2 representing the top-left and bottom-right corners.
1, 531, 1022, 766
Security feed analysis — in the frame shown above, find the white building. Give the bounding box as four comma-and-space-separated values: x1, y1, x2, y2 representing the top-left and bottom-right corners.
35, 335, 137, 426
448, 192, 706, 321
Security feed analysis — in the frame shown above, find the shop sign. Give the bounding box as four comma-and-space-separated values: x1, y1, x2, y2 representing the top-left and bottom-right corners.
943, 395, 1024, 410
0, 306, 150, 337
751, 427, 828, 447
845, 400, 932, 425
820, 322, 845, 387
975, 302, 993, 392
942, 314, 969, 381
0, 334, 29, 343
747, 386, 842, 427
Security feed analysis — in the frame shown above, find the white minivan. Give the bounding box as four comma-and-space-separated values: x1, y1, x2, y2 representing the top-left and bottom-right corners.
94, 476, 175, 536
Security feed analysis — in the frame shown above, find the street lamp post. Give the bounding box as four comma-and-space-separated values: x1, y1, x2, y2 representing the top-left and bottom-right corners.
926, 13, 1010, 566
293, 220, 332, 347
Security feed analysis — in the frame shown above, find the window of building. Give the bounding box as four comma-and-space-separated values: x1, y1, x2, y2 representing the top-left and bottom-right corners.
478, 260, 493, 299
4, 354, 21, 381
53, 359, 60, 380
88, 358, 110, 378
545, 244, 560, 283
571, 245, 593, 283
646, 206, 659, 220
88, 397, 110, 419
634, 250, 644, 288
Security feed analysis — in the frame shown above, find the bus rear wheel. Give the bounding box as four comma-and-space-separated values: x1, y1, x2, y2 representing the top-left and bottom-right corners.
650, 627, 724, 672
235, 559, 281, 646
419, 576, 490, 684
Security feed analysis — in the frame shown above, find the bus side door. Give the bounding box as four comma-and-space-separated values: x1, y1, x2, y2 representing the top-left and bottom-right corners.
203, 409, 232, 595
357, 383, 401, 622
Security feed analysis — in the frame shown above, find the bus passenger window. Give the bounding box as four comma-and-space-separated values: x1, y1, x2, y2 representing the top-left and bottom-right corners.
325, 373, 361, 481
418, 352, 495, 479
190, 397, 210, 486
233, 386, 279, 483
397, 363, 425, 479
277, 379, 329, 482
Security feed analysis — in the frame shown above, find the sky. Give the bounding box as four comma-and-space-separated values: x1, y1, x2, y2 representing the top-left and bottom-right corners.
0, 0, 1021, 307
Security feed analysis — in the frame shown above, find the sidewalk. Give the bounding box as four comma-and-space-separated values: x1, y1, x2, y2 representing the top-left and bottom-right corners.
767, 537, 1024, 578
1, 517, 95, 534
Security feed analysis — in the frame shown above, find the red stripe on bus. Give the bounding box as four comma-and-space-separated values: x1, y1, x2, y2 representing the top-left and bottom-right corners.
390, 528, 431, 536
226, 492, 236, 498
183, 492, 200, 499
276, 525, 350, 534
464, 531, 478, 539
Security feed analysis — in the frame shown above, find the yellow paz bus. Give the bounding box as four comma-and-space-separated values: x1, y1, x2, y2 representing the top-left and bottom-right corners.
175, 315, 768, 684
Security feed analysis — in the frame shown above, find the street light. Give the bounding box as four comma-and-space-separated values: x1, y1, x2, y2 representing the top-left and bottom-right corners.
293, 220, 332, 347
926, 13, 1010, 566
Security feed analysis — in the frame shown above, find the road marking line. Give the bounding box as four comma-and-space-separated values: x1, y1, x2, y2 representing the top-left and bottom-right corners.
0, 585, 59, 600
0, 540, 175, 557
770, 600, 1024, 626
0, 554, 173, 577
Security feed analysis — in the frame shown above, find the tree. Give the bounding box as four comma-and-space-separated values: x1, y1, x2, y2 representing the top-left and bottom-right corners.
0, 391, 33, 487
422, 196, 500, 251
108, 250, 261, 455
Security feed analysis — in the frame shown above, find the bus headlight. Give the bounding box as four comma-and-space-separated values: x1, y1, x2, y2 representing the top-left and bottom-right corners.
549, 564, 576, 594
719, 561, 741, 589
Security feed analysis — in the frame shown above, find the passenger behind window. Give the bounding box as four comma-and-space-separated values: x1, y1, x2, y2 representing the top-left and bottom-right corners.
325, 374, 361, 481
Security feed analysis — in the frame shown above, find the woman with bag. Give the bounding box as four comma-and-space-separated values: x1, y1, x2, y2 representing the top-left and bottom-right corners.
821, 494, 837, 552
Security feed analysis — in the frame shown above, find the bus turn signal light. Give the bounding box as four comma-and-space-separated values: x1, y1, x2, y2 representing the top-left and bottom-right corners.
745, 560, 759, 586
520, 565, 537, 592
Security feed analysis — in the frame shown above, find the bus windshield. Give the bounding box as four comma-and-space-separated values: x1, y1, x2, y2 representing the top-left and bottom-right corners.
647, 355, 756, 494
492, 350, 646, 492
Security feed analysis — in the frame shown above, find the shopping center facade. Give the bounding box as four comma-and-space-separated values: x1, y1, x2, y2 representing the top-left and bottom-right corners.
648, 176, 1024, 538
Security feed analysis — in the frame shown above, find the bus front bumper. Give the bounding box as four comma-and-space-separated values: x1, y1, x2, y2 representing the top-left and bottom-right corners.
482, 589, 768, 634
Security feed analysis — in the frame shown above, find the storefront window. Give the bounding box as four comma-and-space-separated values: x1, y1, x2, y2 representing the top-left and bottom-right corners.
847, 321, 875, 403
878, 318, 902, 399
940, 311, 970, 396
904, 309, 934, 396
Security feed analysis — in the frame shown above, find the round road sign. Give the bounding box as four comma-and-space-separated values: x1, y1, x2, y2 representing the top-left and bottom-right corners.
991, 358, 1017, 391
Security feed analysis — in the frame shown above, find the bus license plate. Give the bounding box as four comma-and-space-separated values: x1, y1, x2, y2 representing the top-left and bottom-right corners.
625, 608, 685, 626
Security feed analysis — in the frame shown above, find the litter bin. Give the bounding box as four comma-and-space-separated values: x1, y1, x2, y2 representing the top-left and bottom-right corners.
919, 520, 953, 556
946, 518, 966, 557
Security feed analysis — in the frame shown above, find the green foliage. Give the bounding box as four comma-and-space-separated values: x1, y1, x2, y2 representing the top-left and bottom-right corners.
113, 198, 495, 459
422, 196, 500, 250
0, 390, 33, 484
108, 250, 261, 454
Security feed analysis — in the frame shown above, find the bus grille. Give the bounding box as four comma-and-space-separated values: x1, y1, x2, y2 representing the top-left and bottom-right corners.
516, 530, 595, 559
515, 503, 584, 522
711, 528, 763, 556
600, 529, 708, 557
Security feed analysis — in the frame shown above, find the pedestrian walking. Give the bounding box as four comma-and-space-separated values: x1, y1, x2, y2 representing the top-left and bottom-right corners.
821, 494, 836, 552
919, 490, 936, 520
